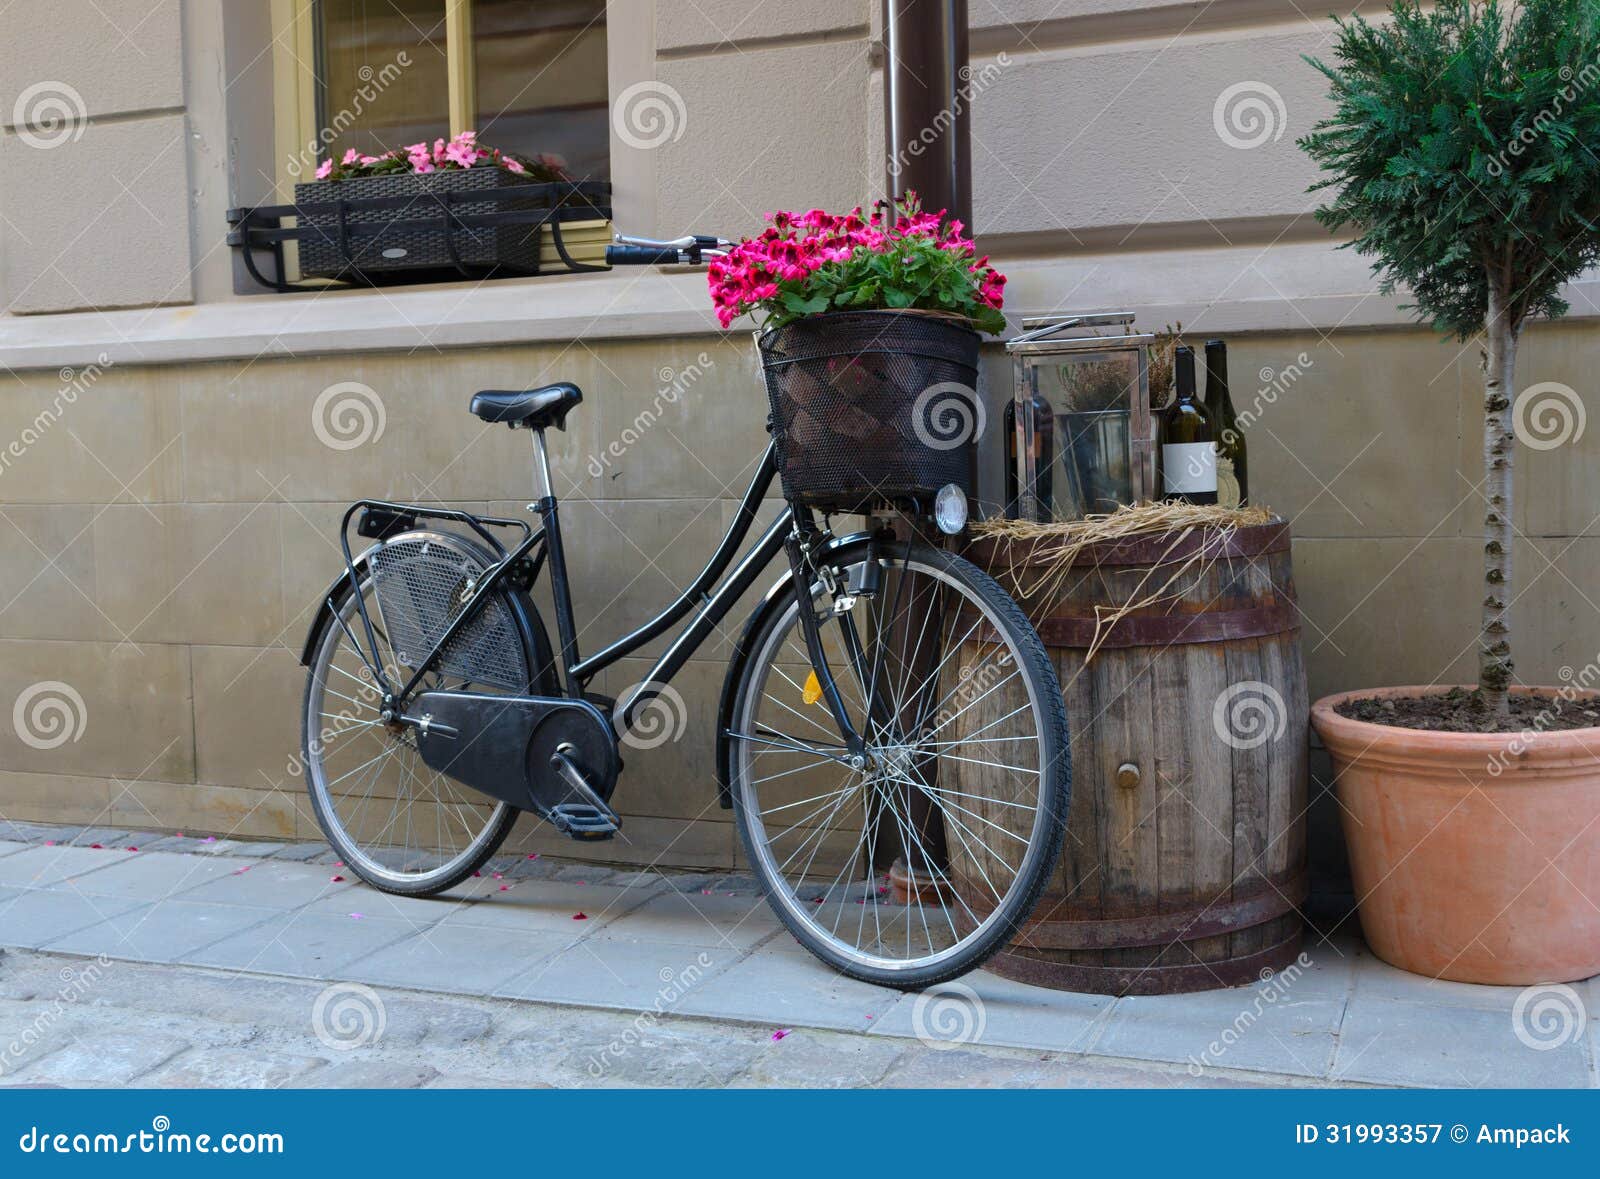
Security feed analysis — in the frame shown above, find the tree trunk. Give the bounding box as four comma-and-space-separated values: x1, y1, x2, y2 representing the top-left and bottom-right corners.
1480, 276, 1517, 718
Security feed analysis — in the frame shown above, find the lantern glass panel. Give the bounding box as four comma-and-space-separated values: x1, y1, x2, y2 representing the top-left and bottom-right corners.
1030, 348, 1141, 516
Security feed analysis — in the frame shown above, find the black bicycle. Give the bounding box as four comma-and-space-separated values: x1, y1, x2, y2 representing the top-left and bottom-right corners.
297, 234, 1070, 987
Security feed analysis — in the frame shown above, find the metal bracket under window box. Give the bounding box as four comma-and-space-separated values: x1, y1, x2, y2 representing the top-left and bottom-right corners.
226, 178, 613, 292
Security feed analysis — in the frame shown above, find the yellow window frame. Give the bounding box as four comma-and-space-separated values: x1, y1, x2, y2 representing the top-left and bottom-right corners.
270, 0, 480, 200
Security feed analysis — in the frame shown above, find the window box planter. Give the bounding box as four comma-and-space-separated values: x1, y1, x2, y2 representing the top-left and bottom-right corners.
228, 177, 612, 291
294, 167, 592, 280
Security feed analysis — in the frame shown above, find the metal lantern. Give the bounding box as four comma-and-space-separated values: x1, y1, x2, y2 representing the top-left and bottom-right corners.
1005, 313, 1155, 520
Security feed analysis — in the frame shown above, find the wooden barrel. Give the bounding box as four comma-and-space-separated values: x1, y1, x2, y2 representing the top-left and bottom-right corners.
950, 519, 1308, 994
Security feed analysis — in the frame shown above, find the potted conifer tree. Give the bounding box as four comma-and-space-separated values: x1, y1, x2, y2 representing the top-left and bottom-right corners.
1301, 0, 1600, 983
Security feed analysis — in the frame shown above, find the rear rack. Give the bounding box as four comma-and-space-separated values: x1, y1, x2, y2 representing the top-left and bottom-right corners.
226, 180, 612, 292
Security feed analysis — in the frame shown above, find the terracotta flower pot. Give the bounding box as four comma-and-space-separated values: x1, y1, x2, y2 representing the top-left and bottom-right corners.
1312, 685, 1600, 985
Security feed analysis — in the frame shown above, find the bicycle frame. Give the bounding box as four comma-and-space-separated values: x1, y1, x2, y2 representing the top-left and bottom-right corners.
334, 434, 867, 751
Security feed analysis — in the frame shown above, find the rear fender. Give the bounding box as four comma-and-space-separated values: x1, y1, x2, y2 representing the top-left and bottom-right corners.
297, 546, 378, 667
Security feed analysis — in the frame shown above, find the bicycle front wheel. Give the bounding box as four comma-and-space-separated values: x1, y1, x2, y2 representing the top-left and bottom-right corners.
728, 541, 1070, 988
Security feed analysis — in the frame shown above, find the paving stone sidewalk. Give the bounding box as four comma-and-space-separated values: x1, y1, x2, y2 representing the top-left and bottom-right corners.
0, 825, 1595, 1089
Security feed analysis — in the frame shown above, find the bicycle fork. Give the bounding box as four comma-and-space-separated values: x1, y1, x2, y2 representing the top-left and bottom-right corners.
787, 522, 952, 882
783, 526, 874, 769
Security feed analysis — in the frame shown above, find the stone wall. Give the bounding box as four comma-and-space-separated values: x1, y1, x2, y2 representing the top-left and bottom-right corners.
1, 318, 1597, 869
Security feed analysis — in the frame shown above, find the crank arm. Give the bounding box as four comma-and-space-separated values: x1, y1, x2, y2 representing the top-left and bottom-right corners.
551, 746, 621, 826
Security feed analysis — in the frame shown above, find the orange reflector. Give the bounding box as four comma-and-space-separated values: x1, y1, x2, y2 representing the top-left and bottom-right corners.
802, 670, 823, 706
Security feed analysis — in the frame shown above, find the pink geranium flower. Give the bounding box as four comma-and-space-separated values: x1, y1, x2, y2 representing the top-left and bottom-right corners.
706, 193, 1006, 335
315, 133, 566, 183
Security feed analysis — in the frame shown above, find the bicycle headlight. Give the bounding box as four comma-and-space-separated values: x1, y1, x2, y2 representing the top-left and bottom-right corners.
933, 483, 968, 535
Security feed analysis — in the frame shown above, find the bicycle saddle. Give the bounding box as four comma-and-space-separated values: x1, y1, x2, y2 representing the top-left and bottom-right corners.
469, 383, 582, 431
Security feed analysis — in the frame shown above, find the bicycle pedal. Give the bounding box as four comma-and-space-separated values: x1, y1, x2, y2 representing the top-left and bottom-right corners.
548, 803, 620, 840
547, 748, 621, 840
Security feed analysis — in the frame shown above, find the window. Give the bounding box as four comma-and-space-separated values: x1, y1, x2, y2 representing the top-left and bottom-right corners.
289, 0, 609, 182
472, 0, 609, 181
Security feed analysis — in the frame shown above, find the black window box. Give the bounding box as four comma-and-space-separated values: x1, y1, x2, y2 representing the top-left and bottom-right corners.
227, 173, 612, 292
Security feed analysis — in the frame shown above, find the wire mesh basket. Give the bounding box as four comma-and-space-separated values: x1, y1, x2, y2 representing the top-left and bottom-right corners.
758, 310, 981, 513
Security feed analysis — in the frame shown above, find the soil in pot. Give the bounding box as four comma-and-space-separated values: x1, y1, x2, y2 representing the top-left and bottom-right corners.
1335, 685, 1600, 733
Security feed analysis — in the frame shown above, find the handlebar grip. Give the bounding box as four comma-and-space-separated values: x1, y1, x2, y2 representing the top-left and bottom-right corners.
605, 244, 683, 265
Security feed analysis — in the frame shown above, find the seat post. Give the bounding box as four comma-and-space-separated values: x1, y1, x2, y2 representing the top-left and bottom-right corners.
527, 426, 583, 694
530, 426, 555, 502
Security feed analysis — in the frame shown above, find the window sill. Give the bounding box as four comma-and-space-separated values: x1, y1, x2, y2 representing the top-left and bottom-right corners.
0, 267, 725, 372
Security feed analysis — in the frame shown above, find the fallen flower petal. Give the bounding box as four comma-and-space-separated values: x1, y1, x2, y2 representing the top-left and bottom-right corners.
573, 912, 588, 920
331, 875, 345, 882
771, 1029, 792, 1041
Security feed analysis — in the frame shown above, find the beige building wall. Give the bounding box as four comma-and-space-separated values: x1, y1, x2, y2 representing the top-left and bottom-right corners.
0, 0, 1597, 868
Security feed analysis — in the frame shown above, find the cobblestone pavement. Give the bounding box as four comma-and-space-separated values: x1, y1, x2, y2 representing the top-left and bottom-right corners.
0, 822, 1594, 1089
0, 949, 1303, 1089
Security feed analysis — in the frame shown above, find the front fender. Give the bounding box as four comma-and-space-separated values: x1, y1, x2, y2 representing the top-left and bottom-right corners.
714, 532, 876, 809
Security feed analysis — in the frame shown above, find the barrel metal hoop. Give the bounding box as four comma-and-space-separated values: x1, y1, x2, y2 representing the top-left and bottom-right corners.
1042, 599, 1300, 648
985, 926, 1305, 996
1004, 868, 1309, 952
962, 599, 1300, 649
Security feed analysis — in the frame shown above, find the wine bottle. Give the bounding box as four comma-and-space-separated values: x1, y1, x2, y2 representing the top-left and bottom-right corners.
1204, 339, 1247, 508
1158, 346, 1217, 505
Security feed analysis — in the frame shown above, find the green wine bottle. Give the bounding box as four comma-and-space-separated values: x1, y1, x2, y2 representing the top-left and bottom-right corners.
1204, 339, 1247, 508
1157, 346, 1217, 505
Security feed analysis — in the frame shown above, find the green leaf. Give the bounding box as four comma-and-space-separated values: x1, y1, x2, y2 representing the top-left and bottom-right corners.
780, 292, 831, 314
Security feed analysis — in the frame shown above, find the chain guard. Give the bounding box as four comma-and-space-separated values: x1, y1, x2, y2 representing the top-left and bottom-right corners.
411, 690, 619, 816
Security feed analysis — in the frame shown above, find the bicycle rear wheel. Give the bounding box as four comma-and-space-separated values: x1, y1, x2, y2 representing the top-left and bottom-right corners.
728, 540, 1070, 988
301, 530, 545, 896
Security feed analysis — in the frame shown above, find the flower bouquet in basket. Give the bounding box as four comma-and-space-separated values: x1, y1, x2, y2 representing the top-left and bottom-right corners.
709, 195, 1007, 513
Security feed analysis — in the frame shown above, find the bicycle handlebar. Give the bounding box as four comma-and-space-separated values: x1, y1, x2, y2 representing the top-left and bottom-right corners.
605, 232, 730, 267
605, 244, 686, 266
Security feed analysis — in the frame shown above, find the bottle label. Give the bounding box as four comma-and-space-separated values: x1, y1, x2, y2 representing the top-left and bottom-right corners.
1163, 442, 1216, 494
1216, 453, 1241, 509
